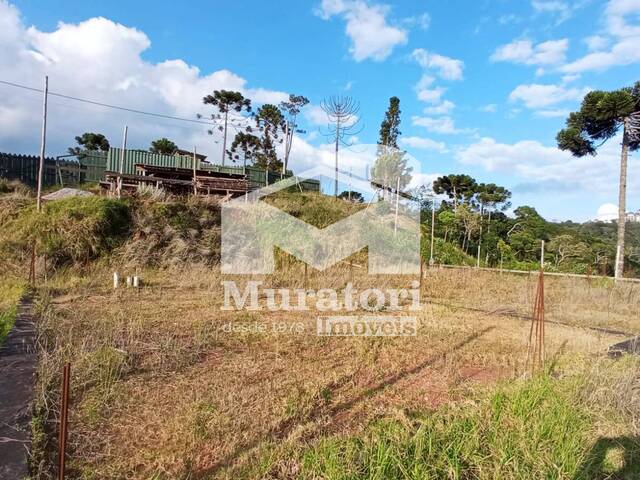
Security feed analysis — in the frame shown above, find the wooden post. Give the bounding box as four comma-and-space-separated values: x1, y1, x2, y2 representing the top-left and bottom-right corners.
541, 240, 545, 269
192, 146, 198, 195
430, 199, 435, 266
394, 177, 400, 236
36, 76, 48, 212
117, 126, 128, 198
58, 362, 71, 480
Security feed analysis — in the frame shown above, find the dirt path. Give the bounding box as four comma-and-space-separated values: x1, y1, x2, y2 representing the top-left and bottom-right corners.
0, 296, 36, 479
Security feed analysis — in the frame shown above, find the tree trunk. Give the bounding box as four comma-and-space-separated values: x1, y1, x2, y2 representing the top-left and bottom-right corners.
334, 119, 340, 197
222, 110, 228, 166
615, 117, 629, 279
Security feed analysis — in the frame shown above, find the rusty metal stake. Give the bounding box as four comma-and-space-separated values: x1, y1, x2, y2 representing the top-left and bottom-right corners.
527, 269, 546, 375
304, 263, 308, 290
58, 363, 71, 480
28, 242, 36, 286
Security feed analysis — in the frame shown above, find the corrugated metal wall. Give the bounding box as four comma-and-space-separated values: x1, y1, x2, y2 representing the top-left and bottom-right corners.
1, 149, 320, 192
0, 152, 108, 187
106, 148, 203, 174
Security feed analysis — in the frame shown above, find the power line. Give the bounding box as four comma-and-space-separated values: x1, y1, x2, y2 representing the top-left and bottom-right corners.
0, 79, 253, 129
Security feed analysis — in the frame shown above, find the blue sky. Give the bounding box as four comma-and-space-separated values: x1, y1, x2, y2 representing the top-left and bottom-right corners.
1, 0, 639, 221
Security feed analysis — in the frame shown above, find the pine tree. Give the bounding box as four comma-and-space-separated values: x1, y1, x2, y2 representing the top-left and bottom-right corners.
556, 81, 640, 278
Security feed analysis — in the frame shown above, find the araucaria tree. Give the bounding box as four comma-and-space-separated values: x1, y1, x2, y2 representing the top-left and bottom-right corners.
68, 132, 110, 158
228, 104, 286, 171
320, 96, 361, 197
149, 138, 178, 155
371, 96, 413, 198
279, 94, 309, 175
202, 90, 252, 166
556, 81, 640, 278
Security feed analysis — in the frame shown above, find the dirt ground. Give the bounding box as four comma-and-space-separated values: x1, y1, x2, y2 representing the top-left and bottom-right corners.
36, 266, 639, 479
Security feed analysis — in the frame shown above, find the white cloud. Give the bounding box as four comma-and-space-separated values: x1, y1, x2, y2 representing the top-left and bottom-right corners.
508, 83, 590, 108
399, 136, 447, 152
412, 48, 464, 80
456, 135, 640, 195
316, 0, 408, 61
535, 108, 571, 117
423, 100, 455, 115
531, 1, 572, 22
407, 172, 442, 190
304, 104, 329, 126
561, 36, 640, 72
606, 0, 640, 37
583, 35, 609, 51
480, 104, 497, 113
0, 2, 289, 160
412, 115, 461, 134
562, 0, 640, 73
403, 12, 431, 30
498, 14, 521, 25
561, 73, 580, 83
490, 38, 569, 66
413, 74, 446, 103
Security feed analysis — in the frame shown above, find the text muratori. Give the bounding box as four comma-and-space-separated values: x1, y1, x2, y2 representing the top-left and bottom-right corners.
221, 281, 421, 312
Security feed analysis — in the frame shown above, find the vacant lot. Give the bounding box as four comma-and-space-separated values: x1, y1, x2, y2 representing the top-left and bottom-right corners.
29, 264, 640, 479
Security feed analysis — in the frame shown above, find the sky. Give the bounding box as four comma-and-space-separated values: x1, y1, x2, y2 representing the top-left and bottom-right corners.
0, 0, 639, 221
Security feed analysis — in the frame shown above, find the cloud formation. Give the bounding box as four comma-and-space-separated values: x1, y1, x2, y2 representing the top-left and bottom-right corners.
316, 0, 408, 61
491, 39, 569, 66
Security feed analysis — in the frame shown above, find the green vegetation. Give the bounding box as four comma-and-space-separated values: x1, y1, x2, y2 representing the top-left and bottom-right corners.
0, 279, 26, 345
300, 359, 640, 480
0, 196, 130, 267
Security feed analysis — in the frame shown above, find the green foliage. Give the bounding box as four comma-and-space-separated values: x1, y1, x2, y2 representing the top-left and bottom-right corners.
301, 376, 594, 479
433, 174, 478, 208
202, 90, 252, 114
68, 132, 110, 158
149, 137, 178, 155
0, 196, 130, 266
378, 96, 401, 148
337, 191, 364, 203
556, 83, 640, 157
0, 279, 25, 345
228, 103, 287, 170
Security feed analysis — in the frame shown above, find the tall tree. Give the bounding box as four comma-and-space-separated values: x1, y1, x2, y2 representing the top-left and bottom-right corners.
228, 104, 286, 171
202, 90, 252, 166
556, 82, 640, 278
321, 96, 361, 197
279, 94, 309, 174
433, 174, 478, 211
68, 132, 110, 158
149, 138, 178, 155
378, 96, 401, 148
371, 96, 412, 197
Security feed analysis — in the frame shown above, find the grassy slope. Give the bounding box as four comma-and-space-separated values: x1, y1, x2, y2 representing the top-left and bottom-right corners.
298, 361, 640, 480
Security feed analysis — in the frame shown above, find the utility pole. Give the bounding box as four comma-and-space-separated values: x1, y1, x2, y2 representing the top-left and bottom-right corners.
117, 125, 128, 198
334, 116, 340, 197
36, 76, 48, 212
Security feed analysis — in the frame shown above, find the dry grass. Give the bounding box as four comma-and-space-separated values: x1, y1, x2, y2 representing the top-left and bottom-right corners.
27, 263, 640, 479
